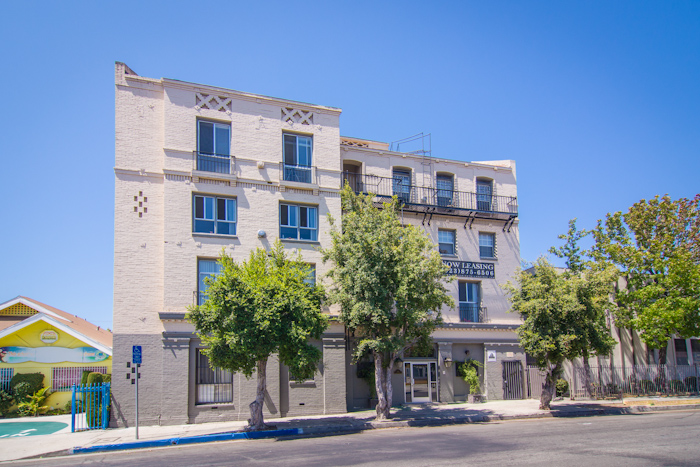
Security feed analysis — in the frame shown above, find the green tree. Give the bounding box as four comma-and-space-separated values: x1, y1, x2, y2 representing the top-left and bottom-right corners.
549, 219, 619, 396
322, 186, 453, 420
590, 195, 700, 364
188, 242, 327, 431
505, 253, 617, 409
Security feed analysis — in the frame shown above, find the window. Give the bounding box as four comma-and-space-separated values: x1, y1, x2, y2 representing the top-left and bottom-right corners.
691, 340, 700, 364
197, 121, 231, 174
280, 204, 318, 241
0, 368, 14, 392
392, 169, 412, 203
438, 229, 456, 255
436, 174, 454, 207
675, 339, 689, 366
51, 367, 107, 392
479, 232, 496, 258
198, 259, 222, 305
304, 264, 316, 286
458, 282, 481, 322
193, 195, 237, 235
476, 179, 493, 212
283, 134, 313, 183
195, 349, 233, 404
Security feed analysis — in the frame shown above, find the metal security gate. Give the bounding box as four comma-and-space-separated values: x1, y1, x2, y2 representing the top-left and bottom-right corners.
71, 383, 111, 432
502, 361, 524, 400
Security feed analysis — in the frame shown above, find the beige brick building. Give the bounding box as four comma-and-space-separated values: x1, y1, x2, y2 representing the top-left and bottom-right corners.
113, 62, 523, 427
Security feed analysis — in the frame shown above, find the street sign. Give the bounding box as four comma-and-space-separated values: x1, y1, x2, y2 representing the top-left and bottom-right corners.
132, 345, 142, 364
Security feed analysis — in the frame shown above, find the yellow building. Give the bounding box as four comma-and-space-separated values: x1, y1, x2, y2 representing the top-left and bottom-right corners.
0, 296, 112, 410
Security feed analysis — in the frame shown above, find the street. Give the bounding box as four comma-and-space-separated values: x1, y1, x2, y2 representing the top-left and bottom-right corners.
19, 411, 700, 466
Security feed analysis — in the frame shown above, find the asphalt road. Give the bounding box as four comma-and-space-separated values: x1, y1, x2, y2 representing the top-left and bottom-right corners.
20, 411, 700, 466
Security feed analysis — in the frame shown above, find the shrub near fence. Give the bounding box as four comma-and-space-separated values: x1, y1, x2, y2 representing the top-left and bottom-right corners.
569, 365, 700, 399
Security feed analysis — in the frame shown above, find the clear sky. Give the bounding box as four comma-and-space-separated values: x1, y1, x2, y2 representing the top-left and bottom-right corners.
0, 1, 698, 329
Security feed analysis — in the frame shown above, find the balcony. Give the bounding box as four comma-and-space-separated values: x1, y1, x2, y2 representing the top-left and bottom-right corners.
280, 162, 317, 186
342, 172, 518, 220
459, 304, 487, 323
193, 151, 234, 175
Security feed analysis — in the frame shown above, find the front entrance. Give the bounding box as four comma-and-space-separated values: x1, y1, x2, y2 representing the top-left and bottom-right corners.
404, 361, 438, 403
502, 361, 524, 400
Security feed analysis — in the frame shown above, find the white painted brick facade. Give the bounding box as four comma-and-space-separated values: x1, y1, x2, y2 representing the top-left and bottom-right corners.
113, 62, 523, 424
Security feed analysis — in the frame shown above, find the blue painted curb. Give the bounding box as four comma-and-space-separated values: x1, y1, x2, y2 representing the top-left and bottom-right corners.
71, 428, 304, 454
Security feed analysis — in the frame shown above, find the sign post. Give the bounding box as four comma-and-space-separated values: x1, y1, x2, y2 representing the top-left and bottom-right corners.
130, 346, 142, 440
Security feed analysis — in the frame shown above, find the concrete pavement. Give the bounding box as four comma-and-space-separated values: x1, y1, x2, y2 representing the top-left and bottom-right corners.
2, 396, 700, 462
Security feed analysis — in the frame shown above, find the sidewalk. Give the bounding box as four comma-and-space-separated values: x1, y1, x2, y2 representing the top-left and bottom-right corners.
2, 396, 700, 462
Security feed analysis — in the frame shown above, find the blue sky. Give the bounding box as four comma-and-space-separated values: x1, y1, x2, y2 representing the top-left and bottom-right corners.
1, 1, 698, 329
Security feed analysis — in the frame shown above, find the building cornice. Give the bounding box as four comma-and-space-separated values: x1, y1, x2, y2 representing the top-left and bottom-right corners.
160, 78, 342, 116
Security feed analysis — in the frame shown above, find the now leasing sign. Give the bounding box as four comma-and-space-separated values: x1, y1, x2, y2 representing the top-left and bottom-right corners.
443, 260, 495, 279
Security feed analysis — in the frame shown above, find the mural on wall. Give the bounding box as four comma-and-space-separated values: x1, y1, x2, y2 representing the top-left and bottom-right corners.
0, 347, 108, 364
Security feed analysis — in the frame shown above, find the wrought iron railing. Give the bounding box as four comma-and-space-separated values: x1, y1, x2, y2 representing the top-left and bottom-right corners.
568, 364, 700, 399
282, 163, 315, 184
342, 172, 518, 215
193, 151, 234, 175
459, 304, 487, 323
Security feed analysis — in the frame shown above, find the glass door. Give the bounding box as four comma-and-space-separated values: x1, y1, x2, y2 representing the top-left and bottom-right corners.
404, 362, 438, 403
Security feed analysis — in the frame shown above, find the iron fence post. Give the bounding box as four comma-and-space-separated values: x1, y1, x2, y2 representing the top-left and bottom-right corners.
71, 385, 76, 433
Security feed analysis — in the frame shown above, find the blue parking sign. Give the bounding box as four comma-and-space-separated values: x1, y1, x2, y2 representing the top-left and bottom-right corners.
132, 345, 142, 364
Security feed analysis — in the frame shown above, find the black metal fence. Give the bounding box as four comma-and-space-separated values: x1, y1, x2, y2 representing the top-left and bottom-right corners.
194, 151, 233, 174
342, 172, 518, 215
526, 364, 700, 400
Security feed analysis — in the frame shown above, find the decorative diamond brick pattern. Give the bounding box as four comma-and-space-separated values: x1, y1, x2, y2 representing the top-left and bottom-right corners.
281, 107, 314, 125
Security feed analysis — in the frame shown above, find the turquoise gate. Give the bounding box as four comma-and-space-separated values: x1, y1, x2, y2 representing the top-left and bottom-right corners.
71, 383, 111, 432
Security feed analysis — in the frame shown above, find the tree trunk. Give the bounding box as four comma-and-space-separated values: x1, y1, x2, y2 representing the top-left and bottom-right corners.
581, 352, 594, 398
540, 361, 562, 410
385, 360, 394, 410
248, 358, 267, 431
374, 352, 391, 421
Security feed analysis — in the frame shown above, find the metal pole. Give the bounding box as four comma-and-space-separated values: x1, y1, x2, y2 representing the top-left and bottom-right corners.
71, 385, 76, 433
135, 364, 139, 440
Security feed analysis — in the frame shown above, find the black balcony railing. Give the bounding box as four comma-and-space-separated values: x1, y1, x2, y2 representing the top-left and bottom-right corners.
342, 172, 518, 218
194, 151, 233, 174
459, 304, 487, 323
284, 163, 313, 183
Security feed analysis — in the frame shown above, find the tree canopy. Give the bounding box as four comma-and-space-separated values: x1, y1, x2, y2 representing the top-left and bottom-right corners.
322, 185, 453, 420
590, 194, 700, 362
188, 242, 327, 430
507, 220, 617, 409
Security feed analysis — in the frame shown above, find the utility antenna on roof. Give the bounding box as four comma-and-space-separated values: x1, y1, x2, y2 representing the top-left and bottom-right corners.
390, 132, 433, 188
390, 132, 432, 157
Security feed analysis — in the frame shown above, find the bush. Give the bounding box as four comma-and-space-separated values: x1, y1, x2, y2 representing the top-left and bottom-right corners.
640, 380, 654, 393
16, 387, 49, 417
12, 382, 33, 403
0, 390, 13, 416
556, 379, 569, 397
669, 379, 685, 393
85, 373, 108, 428
684, 376, 698, 392
458, 360, 483, 395
9, 373, 44, 400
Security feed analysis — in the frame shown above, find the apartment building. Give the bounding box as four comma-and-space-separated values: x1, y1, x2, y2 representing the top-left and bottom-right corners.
113, 62, 522, 427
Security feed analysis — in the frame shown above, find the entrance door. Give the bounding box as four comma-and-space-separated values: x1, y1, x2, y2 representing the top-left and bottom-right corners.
502, 361, 524, 400
404, 362, 438, 403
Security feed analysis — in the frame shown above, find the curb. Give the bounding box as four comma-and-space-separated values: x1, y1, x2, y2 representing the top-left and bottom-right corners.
70, 428, 303, 455
61, 403, 700, 457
